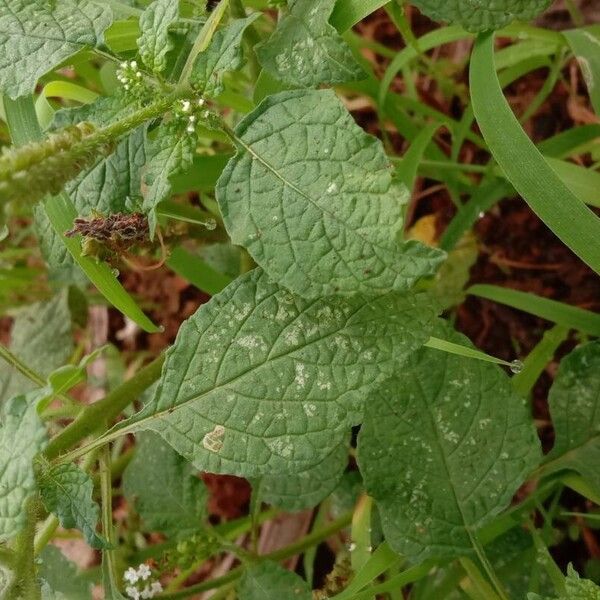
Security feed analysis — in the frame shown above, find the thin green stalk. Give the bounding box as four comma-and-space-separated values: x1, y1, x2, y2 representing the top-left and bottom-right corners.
160, 512, 352, 599
0, 344, 45, 386
44, 355, 164, 461
425, 336, 517, 369
100, 447, 122, 596
177, 0, 231, 88
467, 532, 509, 600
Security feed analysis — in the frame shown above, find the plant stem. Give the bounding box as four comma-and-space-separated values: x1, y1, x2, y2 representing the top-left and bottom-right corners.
468, 532, 509, 600
44, 355, 164, 461
6, 500, 41, 600
0, 344, 45, 386
159, 512, 352, 599
100, 447, 122, 595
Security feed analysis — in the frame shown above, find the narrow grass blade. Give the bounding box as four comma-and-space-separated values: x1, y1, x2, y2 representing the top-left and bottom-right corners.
470, 33, 600, 275
167, 246, 232, 295
563, 26, 600, 115
330, 0, 390, 33
468, 284, 600, 336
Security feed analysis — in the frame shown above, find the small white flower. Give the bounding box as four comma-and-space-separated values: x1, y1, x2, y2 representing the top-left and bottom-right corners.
181, 100, 191, 113
188, 115, 196, 123
136, 71, 142, 78
126, 587, 140, 600
186, 124, 195, 133
124, 84, 130, 90
197, 98, 205, 106
124, 567, 139, 584
120, 61, 128, 68
130, 60, 138, 69
202, 110, 210, 118
140, 586, 153, 599
150, 582, 163, 594
137, 563, 152, 581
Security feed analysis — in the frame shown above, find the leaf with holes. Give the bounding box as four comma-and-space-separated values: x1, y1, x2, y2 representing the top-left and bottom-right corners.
217, 89, 445, 298
357, 326, 541, 561
256, 0, 365, 87
110, 268, 439, 478
0, 0, 113, 98
122, 432, 207, 538
410, 0, 553, 32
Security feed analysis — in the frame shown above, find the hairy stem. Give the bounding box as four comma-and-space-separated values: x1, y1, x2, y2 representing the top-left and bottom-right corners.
6, 500, 41, 600
44, 355, 164, 461
0, 344, 45, 387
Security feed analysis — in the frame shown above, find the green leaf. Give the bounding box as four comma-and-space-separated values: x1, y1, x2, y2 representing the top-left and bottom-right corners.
256, 0, 365, 87
38, 463, 106, 549
217, 89, 445, 298
33, 204, 87, 286
410, 0, 552, 32
0, 291, 73, 404
529, 564, 600, 600
66, 126, 147, 215
143, 122, 196, 234
191, 14, 261, 97
470, 33, 600, 276
0, 394, 47, 542
137, 0, 179, 73
113, 268, 438, 478
122, 432, 207, 538
167, 246, 233, 296
38, 545, 92, 600
261, 438, 348, 511
563, 27, 600, 116
543, 341, 600, 495
0, 0, 113, 98
357, 325, 541, 561
238, 561, 312, 600
330, 0, 390, 32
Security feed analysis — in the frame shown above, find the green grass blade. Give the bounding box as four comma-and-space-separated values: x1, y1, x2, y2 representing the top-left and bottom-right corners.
470, 32, 600, 275
167, 246, 232, 296
330, 0, 389, 33
468, 284, 600, 336
395, 123, 441, 190
3, 94, 161, 333
538, 124, 600, 158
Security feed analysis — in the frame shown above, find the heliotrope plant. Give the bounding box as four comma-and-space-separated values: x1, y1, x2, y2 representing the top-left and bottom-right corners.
0, 0, 599, 598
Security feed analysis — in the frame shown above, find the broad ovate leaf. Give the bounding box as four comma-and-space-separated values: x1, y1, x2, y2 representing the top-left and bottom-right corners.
137, 0, 179, 73
113, 268, 438, 478
238, 561, 311, 600
191, 14, 261, 97
217, 89, 445, 298
410, 0, 552, 32
357, 327, 541, 561
544, 341, 600, 494
0, 393, 48, 542
0, 0, 113, 98
0, 290, 73, 403
38, 463, 106, 549
256, 0, 365, 87
261, 439, 348, 511
122, 432, 207, 538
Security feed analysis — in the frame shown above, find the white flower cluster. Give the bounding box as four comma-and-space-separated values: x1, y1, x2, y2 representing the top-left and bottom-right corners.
178, 98, 208, 134
123, 563, 163, 599
116, 60, 143, 92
